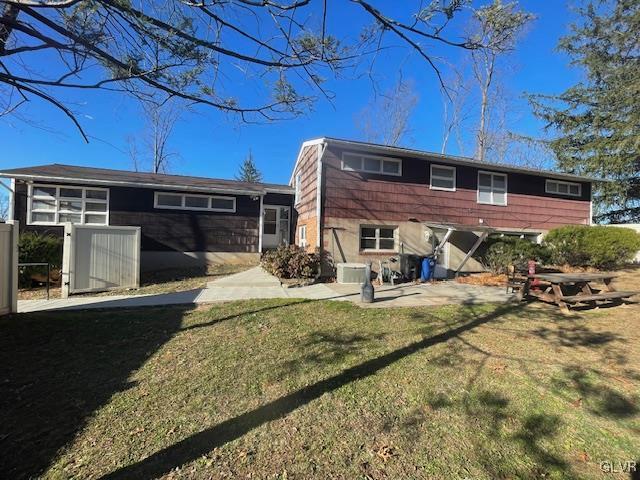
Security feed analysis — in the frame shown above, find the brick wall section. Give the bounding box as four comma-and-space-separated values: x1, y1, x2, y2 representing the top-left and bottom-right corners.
321, 146, 591, 231
292, 144, 319, 248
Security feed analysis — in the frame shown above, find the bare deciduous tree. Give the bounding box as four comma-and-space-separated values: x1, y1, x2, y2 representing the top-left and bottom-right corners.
128, 99, 180, 173
441, 66, 473, 154
0, 0, 480, 141
469, 0, 534, 161
356, 76, 419, 146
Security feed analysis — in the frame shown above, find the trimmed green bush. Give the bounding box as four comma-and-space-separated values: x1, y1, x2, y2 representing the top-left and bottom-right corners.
543, 225, 640, 269
483, 236, 550, 274
261, 244, 320, 279
18, 232, 63, 286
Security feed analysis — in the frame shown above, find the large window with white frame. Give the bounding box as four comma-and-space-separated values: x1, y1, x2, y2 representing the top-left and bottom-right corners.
430, 164, 456, 191
28, 184, 109, 225
360, 225, 397, 252
342, 153, 402, 176
546, 179, 581, 197
154, 192, 236, 212
477, 171, 507, 206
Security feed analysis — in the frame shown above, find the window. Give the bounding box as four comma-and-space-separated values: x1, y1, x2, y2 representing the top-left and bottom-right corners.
341, 153, 402, 176
29, 184, 109, 225
546, 179, 581, 197
295, 173, 302, 205
263, 207, 277, 235
430, 164, 456, 191
477, 171, 507, 206
360, 225, 397, 251
154, 192, 236, 212
299, 225, 307, 248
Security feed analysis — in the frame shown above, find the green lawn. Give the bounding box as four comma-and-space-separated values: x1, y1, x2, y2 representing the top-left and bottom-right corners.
1, 297, 638, 479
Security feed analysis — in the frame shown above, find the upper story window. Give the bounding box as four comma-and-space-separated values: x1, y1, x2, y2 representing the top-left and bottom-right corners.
478, 171, 507, 206
294, 173, 302, 205
360, 225, 397, 252
546, 179, 581, 197
154, 192, 236, 212
341, 153, 402, 176
28, 184, 109, 225
430, 164, 456, 191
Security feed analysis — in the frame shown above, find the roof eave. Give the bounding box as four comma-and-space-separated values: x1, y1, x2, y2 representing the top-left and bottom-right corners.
323, 138, 601, 183
0, 172, 271, 196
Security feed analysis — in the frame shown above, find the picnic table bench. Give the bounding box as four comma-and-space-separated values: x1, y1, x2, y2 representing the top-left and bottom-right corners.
518, 272, 638, 313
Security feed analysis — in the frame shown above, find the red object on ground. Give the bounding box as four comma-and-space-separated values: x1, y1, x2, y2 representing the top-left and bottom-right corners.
528, 260, 540, 289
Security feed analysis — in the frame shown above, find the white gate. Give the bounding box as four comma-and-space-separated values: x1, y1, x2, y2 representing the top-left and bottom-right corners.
0, 221, 19, 315
62, 224, 141, 297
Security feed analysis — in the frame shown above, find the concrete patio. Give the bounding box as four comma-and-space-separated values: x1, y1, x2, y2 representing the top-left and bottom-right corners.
17, 266, 516, 313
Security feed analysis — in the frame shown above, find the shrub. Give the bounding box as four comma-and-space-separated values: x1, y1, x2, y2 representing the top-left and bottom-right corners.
261, 244, 320, 279
18, 232, 63, 286
543, 225, 640, 269
483, 237, 550, 274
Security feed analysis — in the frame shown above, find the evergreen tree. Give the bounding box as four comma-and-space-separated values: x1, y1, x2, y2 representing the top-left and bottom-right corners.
530, 0, 640, 222
236, 151, 263, 183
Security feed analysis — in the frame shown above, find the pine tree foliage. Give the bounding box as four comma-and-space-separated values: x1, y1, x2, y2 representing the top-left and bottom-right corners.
530, 0, 640, 222
236, 151, 263, 183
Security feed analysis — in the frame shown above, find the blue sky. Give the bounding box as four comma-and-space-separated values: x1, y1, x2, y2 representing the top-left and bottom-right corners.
0, 1, 581, 186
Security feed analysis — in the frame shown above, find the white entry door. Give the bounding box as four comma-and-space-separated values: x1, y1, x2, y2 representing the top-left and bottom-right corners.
262, 205, 290, 249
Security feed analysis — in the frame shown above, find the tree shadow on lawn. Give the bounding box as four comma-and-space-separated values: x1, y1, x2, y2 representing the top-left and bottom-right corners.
0, 299, 308, 480
100, 302, 527, 480
0, 306, 192, 479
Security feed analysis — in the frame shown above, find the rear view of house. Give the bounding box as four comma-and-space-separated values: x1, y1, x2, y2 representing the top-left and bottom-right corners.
1, 137, 594, 277
0, 165, 293, 271
290, 138, 593, 277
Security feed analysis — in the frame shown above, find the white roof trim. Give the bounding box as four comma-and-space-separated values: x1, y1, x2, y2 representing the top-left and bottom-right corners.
3, 173, 277, 196
288, 138, 326, 185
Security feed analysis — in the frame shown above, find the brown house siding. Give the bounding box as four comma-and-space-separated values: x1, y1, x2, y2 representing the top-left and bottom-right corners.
321, 146, 590, 231
292, 143, 320, 249
14, 181, 261, 253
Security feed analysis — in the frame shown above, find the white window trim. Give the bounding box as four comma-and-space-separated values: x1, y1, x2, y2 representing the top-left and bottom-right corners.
154, 192, 237, 213
294, 173, 302, 205
298, 224, 307, 248
341, 153, 402, 177
359, 225, 398, 252
430, 164, 457, 191
27, 183, 110, 226
477, 171, 508, 206
545, 179, 582, 197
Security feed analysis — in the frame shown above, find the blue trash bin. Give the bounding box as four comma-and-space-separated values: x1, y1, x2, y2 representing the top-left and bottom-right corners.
420, 256, 436, 282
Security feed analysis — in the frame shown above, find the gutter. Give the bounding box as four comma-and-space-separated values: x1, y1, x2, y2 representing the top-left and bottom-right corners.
0, 173, 291, 197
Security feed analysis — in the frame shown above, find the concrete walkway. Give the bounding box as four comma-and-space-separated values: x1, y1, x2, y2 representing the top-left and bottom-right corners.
17, 266, 516, 313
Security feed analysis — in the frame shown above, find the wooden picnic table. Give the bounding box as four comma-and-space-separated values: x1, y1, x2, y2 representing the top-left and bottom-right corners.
519, 272, 638, 313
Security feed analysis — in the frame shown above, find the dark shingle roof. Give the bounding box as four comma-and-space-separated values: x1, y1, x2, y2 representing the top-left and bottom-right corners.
0, 164, 293, 195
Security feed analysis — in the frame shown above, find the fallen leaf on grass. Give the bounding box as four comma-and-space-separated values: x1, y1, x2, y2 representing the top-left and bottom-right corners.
129, 427, 145, 436
579, 451, 589, 462
571, 398, 582, 408
375, 445, 396, 462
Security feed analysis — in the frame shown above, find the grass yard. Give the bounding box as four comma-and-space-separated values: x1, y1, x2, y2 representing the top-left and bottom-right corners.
1, 281, 639, 478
